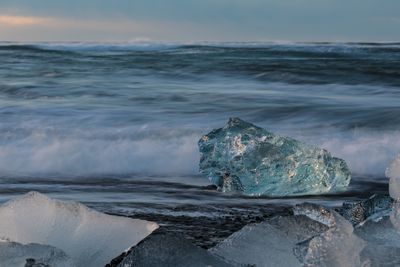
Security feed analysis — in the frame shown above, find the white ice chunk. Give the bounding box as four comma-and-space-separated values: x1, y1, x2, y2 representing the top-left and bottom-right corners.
0, 192, 158, 267
0, 241, 74, 267
391, 201, 400, 230
386, 155, 400, 200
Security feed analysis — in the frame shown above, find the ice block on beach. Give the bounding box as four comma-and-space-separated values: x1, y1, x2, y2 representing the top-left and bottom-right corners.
0, 192, 158, 267
198, 117, 351, 196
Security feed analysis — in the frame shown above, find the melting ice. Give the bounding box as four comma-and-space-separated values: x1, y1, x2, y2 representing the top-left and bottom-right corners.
0, 192, 158, 267
198, 117, 351, 196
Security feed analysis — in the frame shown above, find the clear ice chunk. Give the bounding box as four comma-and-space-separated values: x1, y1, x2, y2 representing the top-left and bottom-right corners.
198, 117, 351, 196
293, 203, 337, 227
209, 222, 302, 267
340, 194, 393, 225
267, 215, 329, 243
117, 231, 235, 267
354, 201, 400, 266
293, 206, 365, 267
0, 192, 158, 267
0, 241, 74, 267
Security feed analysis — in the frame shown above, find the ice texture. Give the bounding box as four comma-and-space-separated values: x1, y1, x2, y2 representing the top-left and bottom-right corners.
0, 241, 74, 267
210, 222, 301, 267
340, 194, 393, 225
267, 215, 329, 243
198, 117, 351, 196
209, 215, 328, 267
293, 206, 365, 267
0, 192, 158, 267
293, 203, 337, 227
117, 231, 234, 267
386, 154, 400, 200
354, 201, 400, 266
292, 201, 400, 266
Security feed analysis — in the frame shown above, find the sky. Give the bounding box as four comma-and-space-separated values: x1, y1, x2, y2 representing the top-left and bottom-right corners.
0, 0, 399, 42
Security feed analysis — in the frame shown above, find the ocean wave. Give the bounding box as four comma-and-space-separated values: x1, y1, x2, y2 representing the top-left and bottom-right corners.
0, 125, 399, 178
0, 128, 201, 178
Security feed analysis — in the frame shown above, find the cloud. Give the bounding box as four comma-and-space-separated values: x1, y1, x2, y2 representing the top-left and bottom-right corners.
0, 13, 166, 41
0, 15, 50, 26
0, 12, 240, 42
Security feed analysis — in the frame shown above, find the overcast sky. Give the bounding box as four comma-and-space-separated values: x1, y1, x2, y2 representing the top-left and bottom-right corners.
0, 0, 399, 42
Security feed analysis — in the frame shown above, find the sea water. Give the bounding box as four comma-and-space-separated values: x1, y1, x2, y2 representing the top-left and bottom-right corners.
0, 42, 399, 246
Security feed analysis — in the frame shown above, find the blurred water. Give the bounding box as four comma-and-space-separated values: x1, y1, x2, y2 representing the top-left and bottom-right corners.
0, 42, 399, 227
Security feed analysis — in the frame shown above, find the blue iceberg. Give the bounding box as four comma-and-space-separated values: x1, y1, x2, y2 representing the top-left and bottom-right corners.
198, 118, 351, 196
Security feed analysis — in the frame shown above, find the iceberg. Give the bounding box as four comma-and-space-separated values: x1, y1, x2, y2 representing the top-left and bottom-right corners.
198, 117, 351, 196
0, 192, 158, 267
117, 231, 234, 267
0, 241, 74, 267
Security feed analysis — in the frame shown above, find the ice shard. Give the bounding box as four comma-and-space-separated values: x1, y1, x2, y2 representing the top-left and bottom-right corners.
0, 192, 158, 267
198, 117, 351, 196
293, 205, 365, 267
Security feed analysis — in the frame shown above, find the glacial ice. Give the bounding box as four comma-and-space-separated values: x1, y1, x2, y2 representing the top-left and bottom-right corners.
349, 154, 400, 265
209, 222, 301, 267
116, 197, 400, 267
208, 201, 400, 267
209, 215, 329, 267
340, 194, 393, 225
293, 195, 400, 267
0, 240, 74, 267
293, 203, 337, 227
117, 231, 234, 267
353, 201, 400, 266
267, 214, 329, 242
293, 205, 365, 267
386, 154, 400, 200
198, 117, 351, 196
0, 192, 158, 267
